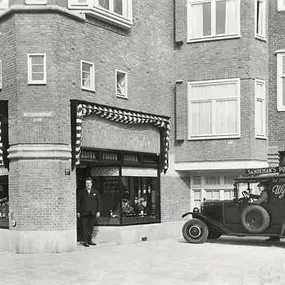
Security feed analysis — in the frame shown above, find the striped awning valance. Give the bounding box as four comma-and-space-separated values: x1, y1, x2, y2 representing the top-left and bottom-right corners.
74, 102, 171, 173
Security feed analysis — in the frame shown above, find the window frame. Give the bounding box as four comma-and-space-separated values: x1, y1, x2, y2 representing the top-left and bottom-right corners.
115, 69, 128, 99
0, 0, 8, 12
80, 60, 95, 92
68, 0, 133, 29
255, 0, 267, 40
277, 52, 285, 111
277, 0, 285, 11
255, 79, 266, 138
188, 78, 241, 140
187, 0, 241, 43
25, 0, 47, 4
27, 53, 47, 85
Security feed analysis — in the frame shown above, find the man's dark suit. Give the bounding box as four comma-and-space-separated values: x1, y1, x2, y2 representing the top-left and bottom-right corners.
77, 188, 101, 244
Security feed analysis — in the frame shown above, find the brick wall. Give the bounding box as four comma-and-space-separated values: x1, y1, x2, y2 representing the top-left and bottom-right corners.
173, 0, 268, 163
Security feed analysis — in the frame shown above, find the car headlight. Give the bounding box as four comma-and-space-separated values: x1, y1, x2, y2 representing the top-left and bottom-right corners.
193, 207, 199, 213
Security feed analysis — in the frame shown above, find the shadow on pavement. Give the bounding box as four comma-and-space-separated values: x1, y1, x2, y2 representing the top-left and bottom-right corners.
206, 236, 285, 248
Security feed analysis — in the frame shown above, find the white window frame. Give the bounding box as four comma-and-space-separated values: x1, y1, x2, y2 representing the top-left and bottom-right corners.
277, 0, 285, 11
188, 78, 240, 140
68, 0, 133, 29
115, 69, 128, 98
0, 60, 2, 90
255, 79, 266, 138
81, 60, 95, 92
187, 0, 241, 43
255, 0, 266, 40
277, 52, 285, 111
0, 0, 8, 12
27, 53, 47, 85
25, 0, 47, 4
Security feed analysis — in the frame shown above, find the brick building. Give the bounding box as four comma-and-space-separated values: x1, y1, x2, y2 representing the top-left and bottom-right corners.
0, 0, 284, 253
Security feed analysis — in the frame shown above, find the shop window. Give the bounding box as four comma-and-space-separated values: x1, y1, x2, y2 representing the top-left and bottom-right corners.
81, 60, 95, 91
205, 176, 220, 185
224, 189, 234, 200
89, 166, 160, 226
193, 189, 202, 208
205, 189, 220, 200
116, 70, 127, 98
192, 176, 201, 187
0, 0, 8, 13
277, 52, 285, 111
28, 54, 46, 85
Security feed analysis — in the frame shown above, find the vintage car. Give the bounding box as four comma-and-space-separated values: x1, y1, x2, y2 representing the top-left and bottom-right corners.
181, 172, 285, 243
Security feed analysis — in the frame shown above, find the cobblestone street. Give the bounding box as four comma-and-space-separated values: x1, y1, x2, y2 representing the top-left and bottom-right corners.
1, 236, 285, 285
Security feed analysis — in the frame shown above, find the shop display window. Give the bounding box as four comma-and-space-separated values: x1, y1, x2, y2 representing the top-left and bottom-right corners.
90, 167, 160, 226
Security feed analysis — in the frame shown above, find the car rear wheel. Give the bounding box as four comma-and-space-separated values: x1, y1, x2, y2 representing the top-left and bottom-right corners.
182, 218, 209, 244
241, 205, 270, 234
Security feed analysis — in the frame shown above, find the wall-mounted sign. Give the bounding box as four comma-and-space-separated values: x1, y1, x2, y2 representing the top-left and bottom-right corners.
245, 167, 279, 176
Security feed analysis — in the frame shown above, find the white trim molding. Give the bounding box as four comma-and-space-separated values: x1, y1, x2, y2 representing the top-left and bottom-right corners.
8, 144, 71, 160
175, 160, 268, 171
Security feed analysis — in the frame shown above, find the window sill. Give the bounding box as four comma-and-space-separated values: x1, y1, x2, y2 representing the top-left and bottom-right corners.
28, 81, 46, 85
255, 135, 267, 140
69, 6, 132, 30
255, 35, 267, 42
116, 94, 128, 100
188, 135, 240, 141
187, 34, 241, 43
81, 87, 96, 93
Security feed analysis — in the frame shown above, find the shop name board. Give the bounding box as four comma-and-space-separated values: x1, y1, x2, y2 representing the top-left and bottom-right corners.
245, 167, 281, 176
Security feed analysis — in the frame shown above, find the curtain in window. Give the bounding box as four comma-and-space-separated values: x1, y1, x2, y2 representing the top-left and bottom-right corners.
191, 101, 212, 135
215, 99, 237, 134
255, 81, 265, 136
226, 0, 238, 34
190, 3, 203, 38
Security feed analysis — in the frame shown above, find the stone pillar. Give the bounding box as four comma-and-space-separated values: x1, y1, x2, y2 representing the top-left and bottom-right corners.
7, 144, 77, 253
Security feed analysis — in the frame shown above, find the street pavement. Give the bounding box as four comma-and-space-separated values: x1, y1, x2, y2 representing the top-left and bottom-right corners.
1, 236, 285, 285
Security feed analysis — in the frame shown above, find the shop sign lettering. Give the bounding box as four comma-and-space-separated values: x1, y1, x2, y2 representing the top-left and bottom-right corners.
245, 167, 279, 176
272, 178, 285, 199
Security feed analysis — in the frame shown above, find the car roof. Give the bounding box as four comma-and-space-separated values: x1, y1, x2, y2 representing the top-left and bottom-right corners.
234, 173, 285, 183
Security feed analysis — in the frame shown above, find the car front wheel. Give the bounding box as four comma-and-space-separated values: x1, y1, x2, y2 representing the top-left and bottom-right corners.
182, 218, 209, 244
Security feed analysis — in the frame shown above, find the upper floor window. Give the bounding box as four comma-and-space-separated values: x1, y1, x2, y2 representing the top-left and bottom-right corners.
255, 79, 266, 138
81, 60, 95, 91
255, 0, 266, 40
188, 78, 240, 140
277, 52, 285, 111
27, 54, 46, 85
187, 0, 240, 42
278, 0, 285, 11
69, 0, 133, 29
0, 0, 8, 13
116, 70, 127, 98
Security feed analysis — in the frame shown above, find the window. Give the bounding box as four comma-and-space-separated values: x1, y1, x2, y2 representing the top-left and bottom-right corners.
255, 79, 266, 138
193, 176, 202, 187
25, 0, 47, 4
278, 0, 285, 11
81, 60, 95, 91
255, 0, 266, 39
224, 189, 234, 199
0, 60, 2, 90
68, 0, 133, 29
116, 70, 127, 98
187, 0, 240, 42
277, 52, 285, 111
193, 190, 202, 208
27, 54, 46, 84
205, 189, 220, 200
0, 0, 8, 12
188, 78, 240, 139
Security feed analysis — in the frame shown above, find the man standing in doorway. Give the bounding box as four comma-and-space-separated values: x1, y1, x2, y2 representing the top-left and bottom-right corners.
77, 177, 101, 247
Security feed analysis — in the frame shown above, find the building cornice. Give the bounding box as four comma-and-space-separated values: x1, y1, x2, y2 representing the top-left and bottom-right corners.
0, 5, 85, 22
8, 144, 71, 160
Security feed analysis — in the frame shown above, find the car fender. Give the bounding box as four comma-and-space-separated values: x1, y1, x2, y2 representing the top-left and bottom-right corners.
182, 212, 232, 235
